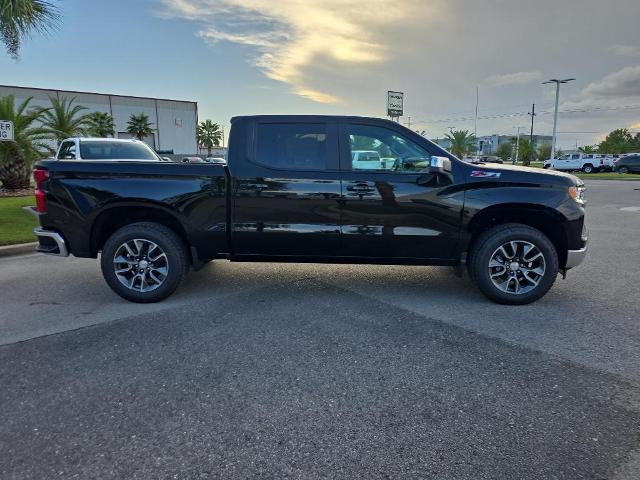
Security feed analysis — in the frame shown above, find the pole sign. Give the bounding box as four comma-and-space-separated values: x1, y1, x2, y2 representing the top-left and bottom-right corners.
387, 91, 404, 117
0, 120, 14, 141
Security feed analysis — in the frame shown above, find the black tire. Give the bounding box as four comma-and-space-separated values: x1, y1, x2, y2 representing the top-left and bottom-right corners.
582, 164, 594, 173
468, 223, 558, 305
618, 166, 629, 174
542, 164, 550, 169
100, 222, 189, 303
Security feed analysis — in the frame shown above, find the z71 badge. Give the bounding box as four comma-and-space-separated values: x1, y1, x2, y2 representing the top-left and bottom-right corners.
471, 170, 501, 178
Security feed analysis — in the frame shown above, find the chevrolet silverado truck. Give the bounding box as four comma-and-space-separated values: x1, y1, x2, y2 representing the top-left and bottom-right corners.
32, 115, 588, 305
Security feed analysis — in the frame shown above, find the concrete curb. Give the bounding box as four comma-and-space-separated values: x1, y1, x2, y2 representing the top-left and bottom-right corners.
0, 243, 36, 258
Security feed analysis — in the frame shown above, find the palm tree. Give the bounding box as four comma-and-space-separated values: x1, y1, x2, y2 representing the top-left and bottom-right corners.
512, 137, 536, 165
0, 95, 51, 189
538, 143, 552, 161
1, 0, 60, 59
496, 142, 513, 162
196, 120, 222, 155
86, 111, 115, 137
444, 129, 477, 159
41, 95, 89, 145
578, 145, 597, 154
126, 113, 154, 141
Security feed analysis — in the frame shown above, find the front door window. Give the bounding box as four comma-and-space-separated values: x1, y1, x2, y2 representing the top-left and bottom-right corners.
347, 125, 432, 173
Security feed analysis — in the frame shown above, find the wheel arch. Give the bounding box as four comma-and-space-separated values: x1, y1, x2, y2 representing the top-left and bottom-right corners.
466, 203, 568, 267
90, 203, 192, 261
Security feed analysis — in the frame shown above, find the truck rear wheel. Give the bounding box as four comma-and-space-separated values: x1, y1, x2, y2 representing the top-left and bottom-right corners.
582, 164, 594, 173
100, 222, 189, 303
469, 224, 558, 305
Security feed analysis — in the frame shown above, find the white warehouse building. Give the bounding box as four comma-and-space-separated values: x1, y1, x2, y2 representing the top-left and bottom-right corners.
0, 85, 198, 154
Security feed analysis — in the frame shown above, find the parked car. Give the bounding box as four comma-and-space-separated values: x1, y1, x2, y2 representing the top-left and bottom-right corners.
182, 156, 205, 163
32, 115, 587, 305
543, 153, 613, 173
205, 157, 227, 165
612, 155, 640, 174
54, 137, 163, 161
468, 155, 503, 164
352, 150, 384, 170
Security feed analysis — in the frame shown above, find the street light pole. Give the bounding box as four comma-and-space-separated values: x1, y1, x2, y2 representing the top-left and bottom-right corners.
513, 126, 524, 165
542, 78, 575, 161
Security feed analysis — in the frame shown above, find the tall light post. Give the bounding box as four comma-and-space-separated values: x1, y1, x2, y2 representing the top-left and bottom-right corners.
513, 126, 525, 165
542, 78, 575, 160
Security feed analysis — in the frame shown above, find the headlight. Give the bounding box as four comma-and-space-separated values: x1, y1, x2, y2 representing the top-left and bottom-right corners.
568, 186, 586, 204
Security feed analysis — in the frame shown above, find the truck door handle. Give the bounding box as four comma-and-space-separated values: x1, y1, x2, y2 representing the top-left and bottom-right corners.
349, 182, 374, 194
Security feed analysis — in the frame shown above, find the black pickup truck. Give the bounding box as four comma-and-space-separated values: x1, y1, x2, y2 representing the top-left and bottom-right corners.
33, 115, 587, 305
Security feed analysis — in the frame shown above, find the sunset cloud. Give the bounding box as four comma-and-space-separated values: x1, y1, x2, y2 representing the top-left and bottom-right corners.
158, 0, 440, 103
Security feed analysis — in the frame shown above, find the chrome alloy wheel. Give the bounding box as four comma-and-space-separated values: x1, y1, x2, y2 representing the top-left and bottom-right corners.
488, 240, 546, 295
113, 239, 169, 292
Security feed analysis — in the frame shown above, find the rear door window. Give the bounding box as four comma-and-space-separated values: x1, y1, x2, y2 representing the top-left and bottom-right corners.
255, 123, 328, 170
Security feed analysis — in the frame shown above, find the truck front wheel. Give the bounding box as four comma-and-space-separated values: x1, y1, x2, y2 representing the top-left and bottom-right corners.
100, 222, 189, 303
469, 224, 558, 305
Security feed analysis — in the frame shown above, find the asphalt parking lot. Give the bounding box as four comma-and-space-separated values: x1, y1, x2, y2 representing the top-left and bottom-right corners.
1, 179, 639, 479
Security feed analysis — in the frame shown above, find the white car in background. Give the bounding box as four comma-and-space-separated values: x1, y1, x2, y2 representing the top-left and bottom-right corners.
543, 153, 614, 173
54, 137, 163, 161
352, 150, 383, 170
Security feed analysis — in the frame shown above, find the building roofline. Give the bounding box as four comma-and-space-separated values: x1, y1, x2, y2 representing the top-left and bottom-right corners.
0, 84, 197, 105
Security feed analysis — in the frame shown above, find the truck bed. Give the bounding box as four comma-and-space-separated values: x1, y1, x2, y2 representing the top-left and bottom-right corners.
36, 160, 229, 260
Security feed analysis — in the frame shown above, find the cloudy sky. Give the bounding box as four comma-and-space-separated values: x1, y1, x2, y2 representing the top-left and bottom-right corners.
2, 0, 640, 147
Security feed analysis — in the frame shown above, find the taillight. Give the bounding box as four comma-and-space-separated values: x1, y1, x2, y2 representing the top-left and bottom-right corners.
33, 167, 49, 213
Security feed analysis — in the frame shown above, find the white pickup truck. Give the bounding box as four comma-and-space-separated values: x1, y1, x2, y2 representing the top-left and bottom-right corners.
543, 153, 614, 173
54, 137, 163, 161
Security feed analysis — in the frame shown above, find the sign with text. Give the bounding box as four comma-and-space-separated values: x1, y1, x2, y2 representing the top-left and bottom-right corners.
387, 91, 404, 117
0, 120, 14, 141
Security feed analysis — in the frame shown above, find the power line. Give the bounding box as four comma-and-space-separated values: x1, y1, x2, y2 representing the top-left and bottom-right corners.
409, 104, 640, 125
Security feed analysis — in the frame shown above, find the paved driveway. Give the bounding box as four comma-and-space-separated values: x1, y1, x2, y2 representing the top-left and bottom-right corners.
1, 180, 639, 479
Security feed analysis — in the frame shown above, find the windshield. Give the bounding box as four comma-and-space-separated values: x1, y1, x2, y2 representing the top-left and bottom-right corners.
79, 141, 159, 160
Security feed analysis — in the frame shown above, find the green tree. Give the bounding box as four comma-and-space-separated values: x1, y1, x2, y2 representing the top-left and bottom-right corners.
0, 0, 60, 59
351, 135, 380, 152
444, 129, 477, 159
196, 120, 222, 155
512, 137, 536, 165
41, 95, 89, 145
538, 143, 552, 161
126, 113, 154, 141
85, 111, 115, 137
578, 145, 597, 154
496, 142, 513, 162
598, 128, 635, 154
0, 95, 51, 189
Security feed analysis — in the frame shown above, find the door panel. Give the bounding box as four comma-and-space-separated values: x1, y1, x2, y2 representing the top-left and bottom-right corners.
340, 173, 462, 259
231, 120, 342, 256
338, 121, 462, 260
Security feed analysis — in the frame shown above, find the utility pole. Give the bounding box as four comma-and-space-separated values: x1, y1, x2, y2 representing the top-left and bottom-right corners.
528, 103, 536, 145
542, 78, 575, 160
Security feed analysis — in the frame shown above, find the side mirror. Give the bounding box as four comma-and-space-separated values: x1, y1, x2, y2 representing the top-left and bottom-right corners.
428, 156, 451, 175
